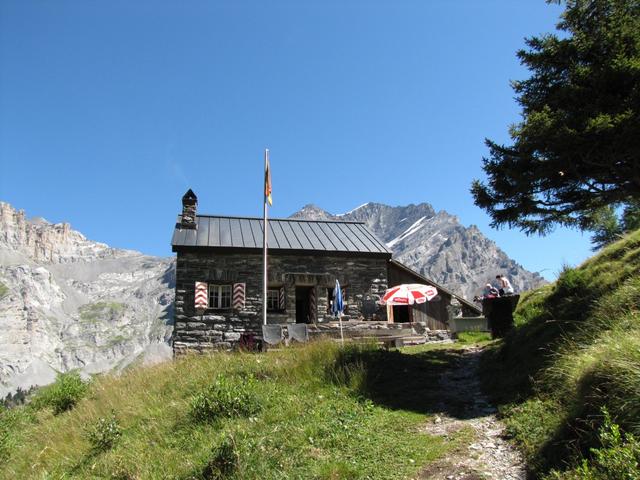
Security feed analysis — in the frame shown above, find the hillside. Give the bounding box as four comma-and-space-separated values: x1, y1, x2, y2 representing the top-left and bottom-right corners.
481, 229, 640, 478
0, 202, 174, 397
291, 202, 546, 300
0, 341, 478, 479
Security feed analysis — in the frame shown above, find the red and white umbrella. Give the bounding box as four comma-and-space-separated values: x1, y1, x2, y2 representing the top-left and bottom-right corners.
381, 284, 438, 305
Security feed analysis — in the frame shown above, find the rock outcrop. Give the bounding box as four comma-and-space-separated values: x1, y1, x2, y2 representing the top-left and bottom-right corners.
0, 202, 174, 397
291, 202, 546, 300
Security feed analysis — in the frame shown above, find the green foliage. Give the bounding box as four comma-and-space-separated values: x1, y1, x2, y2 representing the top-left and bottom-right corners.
0, 281, 7, 299
189, 374, 261, 423
545, 409, 640, 480
200, 436, 239, 479
502, 398, 564, 467
322, 342, 371, 394
0, 342, 455, 479
622, 200, 640, 232
85, 411, 122, 453
31, 371, 89, 415
79, 301, 125, 323
591, 206, 624, 250
481, 229, 640, 477
514, 286, 552, 326
591, 201, 640, 250
0, 407, 33, 462
546, 264, 593, 321
456, 331, 493, 344
471, 0, 640, 235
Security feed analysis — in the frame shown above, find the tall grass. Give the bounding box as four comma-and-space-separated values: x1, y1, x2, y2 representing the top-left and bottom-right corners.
482, 229, 640, 477
0, 341, 451, 479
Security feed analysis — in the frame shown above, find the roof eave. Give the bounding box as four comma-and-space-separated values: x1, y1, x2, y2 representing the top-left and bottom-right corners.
172, 245, 392, 258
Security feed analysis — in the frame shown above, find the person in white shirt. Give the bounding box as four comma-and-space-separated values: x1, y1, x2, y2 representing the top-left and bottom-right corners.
496, 274, 514, 295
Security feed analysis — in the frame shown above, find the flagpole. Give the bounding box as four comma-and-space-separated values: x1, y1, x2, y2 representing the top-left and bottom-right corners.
262, 149, 269, 326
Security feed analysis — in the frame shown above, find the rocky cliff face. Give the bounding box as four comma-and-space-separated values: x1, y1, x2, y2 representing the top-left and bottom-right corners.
291, 202, 546, 300
0, 202, 174, 397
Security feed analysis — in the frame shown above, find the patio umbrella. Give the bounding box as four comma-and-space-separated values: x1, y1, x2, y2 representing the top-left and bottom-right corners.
381, 283, 438, 305
332, 279, 345, 345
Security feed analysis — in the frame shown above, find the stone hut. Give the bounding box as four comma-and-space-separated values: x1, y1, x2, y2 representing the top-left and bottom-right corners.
171, 190, 480, 353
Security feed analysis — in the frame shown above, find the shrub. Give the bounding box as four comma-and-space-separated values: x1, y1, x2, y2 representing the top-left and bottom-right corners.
31, 371, 89, 415
189, 375, 260, 423
85, 411, 122, 453
545, 409, 640, 480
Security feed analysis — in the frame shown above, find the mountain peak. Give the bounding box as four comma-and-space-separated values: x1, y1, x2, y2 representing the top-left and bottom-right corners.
335, 202, 371, 217
290, 200, 546, 299
0, 201, 129, 264
289, 204, 335, 221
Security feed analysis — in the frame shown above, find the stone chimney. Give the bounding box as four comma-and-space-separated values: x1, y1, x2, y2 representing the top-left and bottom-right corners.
181, 189, 198, 229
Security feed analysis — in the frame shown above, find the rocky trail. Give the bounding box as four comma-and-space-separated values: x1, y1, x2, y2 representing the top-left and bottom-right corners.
417, 346, 526, 480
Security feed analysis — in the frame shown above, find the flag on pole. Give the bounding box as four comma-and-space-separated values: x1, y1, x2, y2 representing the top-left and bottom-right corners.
263, 149, 270, 327
265, 152, 272, 206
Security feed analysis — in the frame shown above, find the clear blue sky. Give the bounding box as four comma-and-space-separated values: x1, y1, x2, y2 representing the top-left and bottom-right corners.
0, 0, 591, 280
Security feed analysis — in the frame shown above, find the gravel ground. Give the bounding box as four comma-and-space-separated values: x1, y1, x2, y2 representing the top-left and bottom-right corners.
417, 346, 526, 480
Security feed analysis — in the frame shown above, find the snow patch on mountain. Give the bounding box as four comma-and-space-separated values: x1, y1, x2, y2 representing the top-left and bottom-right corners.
336, 202, 370, 217
386, 216, 427, 248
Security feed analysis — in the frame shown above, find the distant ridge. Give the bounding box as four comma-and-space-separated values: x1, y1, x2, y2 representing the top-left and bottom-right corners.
290, 202, 546, 300
0, 202, 174, 397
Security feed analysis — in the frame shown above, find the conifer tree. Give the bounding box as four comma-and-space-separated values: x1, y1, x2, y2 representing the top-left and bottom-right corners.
471, 0, 640, 235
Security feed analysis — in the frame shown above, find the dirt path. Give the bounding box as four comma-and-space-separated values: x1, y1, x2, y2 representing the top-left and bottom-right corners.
417, 346, 526, 480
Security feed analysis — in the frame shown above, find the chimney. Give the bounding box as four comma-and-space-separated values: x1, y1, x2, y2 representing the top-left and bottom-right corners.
181, 189, 198, 229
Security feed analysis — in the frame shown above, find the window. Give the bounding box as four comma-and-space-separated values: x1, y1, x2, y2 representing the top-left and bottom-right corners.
209, 284, 232, 309
267, 288, 282, 312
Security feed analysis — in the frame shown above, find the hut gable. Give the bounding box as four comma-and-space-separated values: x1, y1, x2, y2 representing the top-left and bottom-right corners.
387, 259, 481, 317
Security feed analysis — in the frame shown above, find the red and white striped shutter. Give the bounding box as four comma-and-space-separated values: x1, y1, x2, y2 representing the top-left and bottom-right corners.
195, 282, 208, 310
309, 287, 317, 322
233, 283, 245, 310
279, 287, 286, 310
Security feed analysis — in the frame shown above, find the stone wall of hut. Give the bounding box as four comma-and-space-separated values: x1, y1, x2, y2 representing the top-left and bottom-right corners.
173, 250, 389, 353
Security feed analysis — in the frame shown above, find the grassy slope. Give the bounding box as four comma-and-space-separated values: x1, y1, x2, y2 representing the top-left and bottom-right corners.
0, 341, 479, 480
481, 229, 640, 477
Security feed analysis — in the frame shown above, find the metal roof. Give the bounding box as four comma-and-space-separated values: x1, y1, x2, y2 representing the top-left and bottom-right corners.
171, 215, 392, 256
